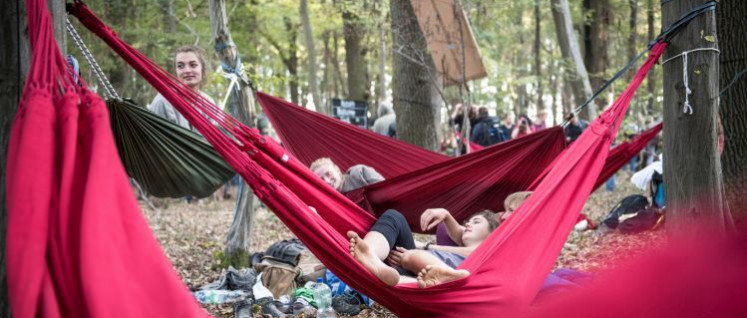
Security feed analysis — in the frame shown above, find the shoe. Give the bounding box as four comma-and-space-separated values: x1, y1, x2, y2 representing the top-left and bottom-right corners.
256, 297, 286, 317
332, 292, 362, 316
291, 297, 312, 315
273, 295, 292, 314
233, 298, 253, 318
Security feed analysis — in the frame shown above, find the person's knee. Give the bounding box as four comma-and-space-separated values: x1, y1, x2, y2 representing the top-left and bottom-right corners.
382, 209, 406, 223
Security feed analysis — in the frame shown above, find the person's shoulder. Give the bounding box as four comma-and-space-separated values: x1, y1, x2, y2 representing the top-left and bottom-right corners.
199, 91, 216, 104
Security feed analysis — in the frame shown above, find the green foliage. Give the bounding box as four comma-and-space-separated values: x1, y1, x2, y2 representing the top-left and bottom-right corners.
69, 0, 663, 127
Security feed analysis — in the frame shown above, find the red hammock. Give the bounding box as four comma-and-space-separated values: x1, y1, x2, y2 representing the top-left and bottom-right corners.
258, 93, 661, 226
66, 2, 668, 316
6, 1, 207, 316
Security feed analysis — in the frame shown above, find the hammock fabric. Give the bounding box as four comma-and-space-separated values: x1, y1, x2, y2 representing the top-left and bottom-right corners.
345, 127, 566, 227
107, 98, 235, 198
258, 92, 448, 179
6, 1, 207, 316
258, 93, 660, 226
68, 2, 668, 316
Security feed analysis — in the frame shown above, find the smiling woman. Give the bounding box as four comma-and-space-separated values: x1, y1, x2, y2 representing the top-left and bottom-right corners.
148, 45, 216, 131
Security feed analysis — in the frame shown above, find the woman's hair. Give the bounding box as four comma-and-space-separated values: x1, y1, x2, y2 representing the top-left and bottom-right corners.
467, 209, 501, 232
504, 191, 533, 212
310, 157, 341, 174
173, 45, 209, 87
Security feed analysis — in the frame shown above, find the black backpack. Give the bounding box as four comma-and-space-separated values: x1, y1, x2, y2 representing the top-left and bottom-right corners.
476, 117, 504, 146
602, 194, 649, 229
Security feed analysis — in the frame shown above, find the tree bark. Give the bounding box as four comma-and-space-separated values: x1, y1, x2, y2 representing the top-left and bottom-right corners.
646, 0, 656, 114
662, 0, 729, 235
534, 0, 544, 114
285, 16, 299, 105
646, 0, 656, 115
717, 0, 747, 229
376, 0, 388, 120
208, 0, 257, 268
343, 1, 369, 102
300, 0, 322, 113
159, 0, 177, 34
332, 32, 346, 98
551, 0, 595, 120
391, 0, 441, 150
627, 0, 638, 83
586, 0, 610, 108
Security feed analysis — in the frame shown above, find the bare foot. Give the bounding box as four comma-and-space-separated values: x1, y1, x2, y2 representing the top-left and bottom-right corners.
347, 231, 400, 286
417, 265, 470, 288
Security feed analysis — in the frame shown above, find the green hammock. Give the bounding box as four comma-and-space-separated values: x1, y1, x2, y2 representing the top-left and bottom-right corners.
106, 99, 235, 198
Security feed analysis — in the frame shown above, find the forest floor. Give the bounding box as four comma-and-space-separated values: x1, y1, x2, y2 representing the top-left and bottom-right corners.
141, 169, 664, 318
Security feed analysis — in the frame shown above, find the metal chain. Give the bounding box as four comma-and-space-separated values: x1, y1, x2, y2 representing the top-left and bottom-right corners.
65, 18, 121, 100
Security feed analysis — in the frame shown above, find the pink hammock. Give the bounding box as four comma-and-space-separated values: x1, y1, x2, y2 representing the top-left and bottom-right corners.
62, 2, 668, 316
6, 1, 207, 316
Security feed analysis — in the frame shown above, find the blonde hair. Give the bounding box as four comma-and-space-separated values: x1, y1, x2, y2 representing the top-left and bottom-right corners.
504, 191, 532, 212
310, 157, 341, 174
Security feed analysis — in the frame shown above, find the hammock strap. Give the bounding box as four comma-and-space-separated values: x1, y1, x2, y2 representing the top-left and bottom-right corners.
65, 18, 120, 100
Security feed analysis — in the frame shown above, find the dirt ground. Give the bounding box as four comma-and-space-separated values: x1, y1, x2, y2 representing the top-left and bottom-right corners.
141, 169, 664, 317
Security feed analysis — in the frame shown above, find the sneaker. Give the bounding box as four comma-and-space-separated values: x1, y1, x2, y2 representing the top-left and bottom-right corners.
332, 293, 362, 316
256, 297, 286, 318
233, 298, 253, 318
273, 295, 292, 314
291, 297, 313, 315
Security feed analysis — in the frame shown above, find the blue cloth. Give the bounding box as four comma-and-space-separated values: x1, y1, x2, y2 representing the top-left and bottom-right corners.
606, 174, 616, 192
429, 250, 466, 269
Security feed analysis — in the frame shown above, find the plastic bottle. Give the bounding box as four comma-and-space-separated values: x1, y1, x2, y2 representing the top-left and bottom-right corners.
313, 278, 335, 318
193, 290, 248, 304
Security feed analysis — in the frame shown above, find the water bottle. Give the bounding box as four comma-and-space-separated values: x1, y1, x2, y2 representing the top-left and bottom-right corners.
312, 278, 335, 318
193, 290, 248, 304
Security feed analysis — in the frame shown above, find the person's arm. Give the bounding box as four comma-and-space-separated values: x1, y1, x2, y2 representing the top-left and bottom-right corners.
420, 208, 465, 246
426, 244, 476, 257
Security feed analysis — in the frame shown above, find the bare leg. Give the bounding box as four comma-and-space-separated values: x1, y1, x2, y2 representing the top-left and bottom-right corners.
399, 250, 451, 274
417, 265, 470, 288
348, 231, 400, 286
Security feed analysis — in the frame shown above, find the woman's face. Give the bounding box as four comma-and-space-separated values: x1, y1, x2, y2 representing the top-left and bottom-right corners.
175, 52, 203, 89
312, 164, 342, 190
462, 215, 492, 245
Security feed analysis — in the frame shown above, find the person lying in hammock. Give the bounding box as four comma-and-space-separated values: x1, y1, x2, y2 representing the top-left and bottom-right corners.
347, 208, 499, 288
310, 157, 384, 192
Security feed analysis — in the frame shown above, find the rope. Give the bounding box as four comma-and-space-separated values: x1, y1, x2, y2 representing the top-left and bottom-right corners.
65, 18, 121, 100
661, 48, 720, 114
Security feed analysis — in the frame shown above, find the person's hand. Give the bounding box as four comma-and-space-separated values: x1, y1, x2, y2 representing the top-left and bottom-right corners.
386, 247, 408, 267
420, 208, 450, 231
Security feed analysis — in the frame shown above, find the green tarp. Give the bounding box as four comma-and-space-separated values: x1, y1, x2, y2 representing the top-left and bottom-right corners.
107, 99, 235, 198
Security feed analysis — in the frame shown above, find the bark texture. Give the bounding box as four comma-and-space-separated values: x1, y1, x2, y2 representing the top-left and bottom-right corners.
343, 1, 369, 102
391, 0, 441, 151
551, 0, 595, 120
662, 0, 729, 235
208, 0, 257, 267
717, 0, 747, 229
300, 0, 322, 112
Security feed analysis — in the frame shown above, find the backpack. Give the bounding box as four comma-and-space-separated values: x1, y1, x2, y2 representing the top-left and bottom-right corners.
602, 195, 649, 229
476, 117, 504, 146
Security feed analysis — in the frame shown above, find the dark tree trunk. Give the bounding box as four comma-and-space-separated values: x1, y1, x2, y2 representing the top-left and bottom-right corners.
159, 0, 177, 34
587, 0, 611, 108
343, 0, 369, 102
300, 0, 322, 113
321, 31, 332, 107
551, 0, 595, 120
332, 32, 346, 97
646, 0, 657, 114
391, 0, 441, 150
284, 16, 299, 105
717, 0, 747, 229
534, 1, 544, 114
1, 0, 63, 314
662, 0, 729, 235
514, 4, 527, 117
627, 0, 638, 82
208, 0, 257, 269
